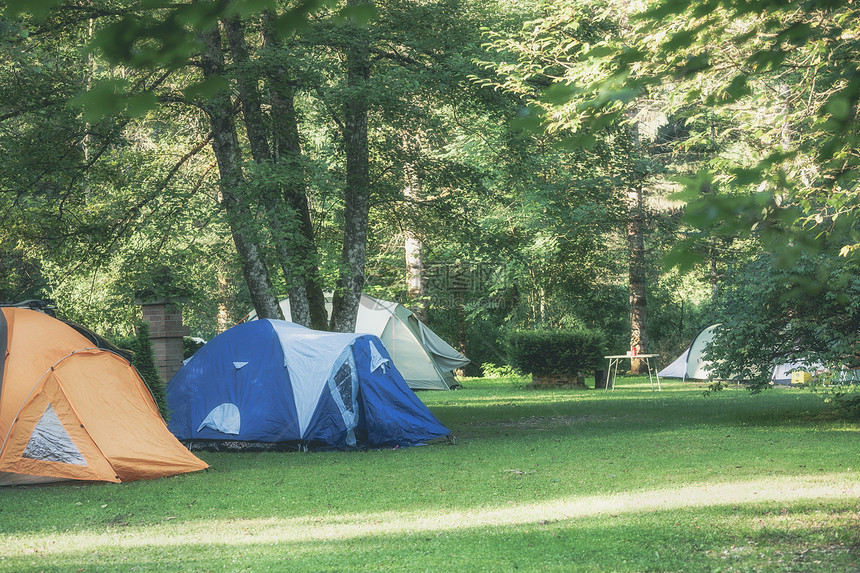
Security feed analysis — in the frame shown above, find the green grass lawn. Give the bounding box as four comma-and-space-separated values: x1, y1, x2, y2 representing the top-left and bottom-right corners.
1, 377, 857, 572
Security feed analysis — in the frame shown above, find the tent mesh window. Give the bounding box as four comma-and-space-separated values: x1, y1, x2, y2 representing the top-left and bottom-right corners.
22, 405, 87, 465
333, 361, 355, 413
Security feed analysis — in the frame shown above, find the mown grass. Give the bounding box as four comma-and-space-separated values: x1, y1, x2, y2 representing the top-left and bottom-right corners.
1, 377, 857, 572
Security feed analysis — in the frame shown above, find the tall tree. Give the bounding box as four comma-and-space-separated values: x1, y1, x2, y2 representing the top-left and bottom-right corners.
402, 133, 428, 323
261, 13, 328, 330
622, 0, 860, 272
200, 24, 281, 320
329, 0, 373, 333
630, 0, 860, 395
222, 15, 326, 329
626, 160, 648, 364
474, 4, 654, 348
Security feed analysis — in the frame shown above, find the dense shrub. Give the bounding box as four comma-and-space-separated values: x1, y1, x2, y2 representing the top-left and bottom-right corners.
480, 362, 521, 378
506, 328, 606, 376
109, 322, 170, 419
132, 321, 168, 419
184, 336, 205, 359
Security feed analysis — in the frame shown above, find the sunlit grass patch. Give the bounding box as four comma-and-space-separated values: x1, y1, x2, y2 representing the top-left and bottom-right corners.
1, 377, 857, 571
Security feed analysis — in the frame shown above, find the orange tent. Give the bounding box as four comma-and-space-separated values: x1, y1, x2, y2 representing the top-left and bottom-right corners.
0, 307, 208, 485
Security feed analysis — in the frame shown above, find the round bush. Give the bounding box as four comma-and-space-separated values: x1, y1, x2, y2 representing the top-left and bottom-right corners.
506, 328, 606, 376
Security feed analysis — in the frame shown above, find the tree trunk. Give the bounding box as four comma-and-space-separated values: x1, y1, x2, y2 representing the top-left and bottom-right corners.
224, 16, 326, 329
262, 13, 329, 331
216, 271, 234, 333
330, 0, 372, 333
83, 13, 94, 200
403, 134, 428, 324
201, 25, 281, 321
455, 287, 467, 374
625, 113, 647, 374
627, 182, 647, 373
405, 231, 428, 322
709, 245, 720, 297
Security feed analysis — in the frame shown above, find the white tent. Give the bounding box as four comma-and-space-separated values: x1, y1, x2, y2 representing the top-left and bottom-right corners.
658, 324, 720, 381
253, 294, 469, 390
658, 324, 819, 385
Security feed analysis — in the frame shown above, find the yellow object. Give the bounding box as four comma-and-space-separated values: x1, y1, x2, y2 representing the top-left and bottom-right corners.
0, 307, 208, 485
791, 371, 812, 385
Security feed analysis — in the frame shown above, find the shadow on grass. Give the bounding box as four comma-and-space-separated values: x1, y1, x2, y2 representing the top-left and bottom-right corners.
430, 386, 833, 440
1, 376, 852, 573
453, 381, 801, 441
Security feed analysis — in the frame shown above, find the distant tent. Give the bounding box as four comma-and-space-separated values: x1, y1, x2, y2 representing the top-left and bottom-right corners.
658, 325, 720, 381
658, 324, 821, 385
253, 294, 470, 390
167, 319, 450, 449
0, 307, 208, 486
770, 362, 820, 385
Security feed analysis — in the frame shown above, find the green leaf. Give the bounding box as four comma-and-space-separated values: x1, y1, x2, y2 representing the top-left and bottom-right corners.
746, 48, 788, 72
689, 0, 719, 19
230, 0, 279, 18
774, 243, 804, 268
663, 239, 704, 272
674, 53, 710, 77
638, 0, 694, 22
92, 20, 143, 65
616, 47, 648, 66
126, 92, 158, 118
825, 96, 851, 121
671, 171, 714, 197
778, 21, 813, 46
584, 45, 615, 59
609, 88, 639, 104
663, 29, 699, 52
4, 0, 61, 18
272, 0, 335, 34
667, 187, 699, 203
338, 3, 379, 26
557, 134, 597, 150
183, 76, 231, 101
541, 83, 576, 105
509, 114, 543, 132
69, 80, 128, 123
139, 0, 173, 8
509, 106, 544, 132
731, 167, 764, 186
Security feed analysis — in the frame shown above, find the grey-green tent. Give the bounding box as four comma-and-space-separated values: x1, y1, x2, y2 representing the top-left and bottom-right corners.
257, 294, 469, 390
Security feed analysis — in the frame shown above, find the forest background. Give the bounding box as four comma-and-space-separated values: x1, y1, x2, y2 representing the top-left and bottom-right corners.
1, 0, 857, 391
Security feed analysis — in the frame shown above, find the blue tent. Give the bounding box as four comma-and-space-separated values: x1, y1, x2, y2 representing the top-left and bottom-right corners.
166, 320, 450, 449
